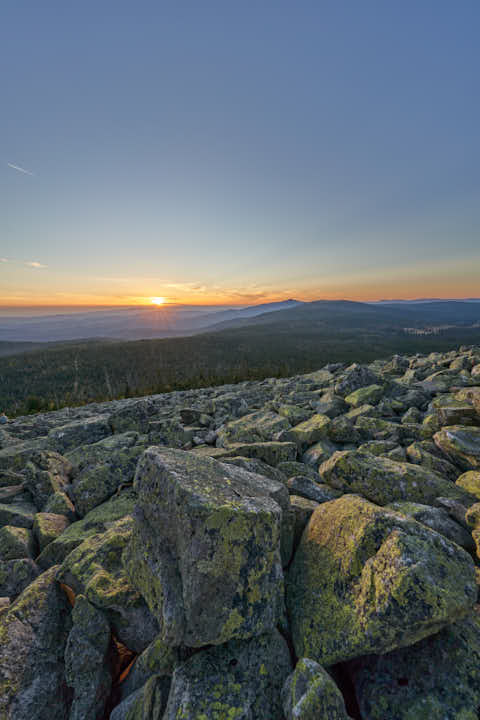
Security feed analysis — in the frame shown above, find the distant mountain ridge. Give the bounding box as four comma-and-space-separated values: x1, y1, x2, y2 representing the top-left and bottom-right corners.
0, 299, 303, 343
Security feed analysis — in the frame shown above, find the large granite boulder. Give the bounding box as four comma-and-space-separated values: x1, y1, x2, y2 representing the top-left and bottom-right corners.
319, 450, 475, 506
287, 495, 476, 665
349, 610, 480, 720
0, 566, 72, 719
124, 447, 285, 647
163, 631, 291, 720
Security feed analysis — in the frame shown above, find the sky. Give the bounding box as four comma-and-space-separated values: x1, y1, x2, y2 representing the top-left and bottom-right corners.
1, 1, 479, 307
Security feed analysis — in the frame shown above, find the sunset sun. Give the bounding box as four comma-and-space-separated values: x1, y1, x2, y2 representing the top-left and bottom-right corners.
151, 296, 166, 306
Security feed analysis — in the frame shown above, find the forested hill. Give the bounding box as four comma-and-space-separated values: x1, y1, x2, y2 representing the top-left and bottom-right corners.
1, 300, 479, 417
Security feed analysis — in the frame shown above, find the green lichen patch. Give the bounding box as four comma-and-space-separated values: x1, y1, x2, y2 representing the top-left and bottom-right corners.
163, 631, 291, 720
287, 494, 476, 665
319, 450, 475, 507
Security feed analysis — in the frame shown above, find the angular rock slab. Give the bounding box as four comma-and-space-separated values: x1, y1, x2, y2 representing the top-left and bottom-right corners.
65, 595, 112, 720
0, 566, 72, 719
434, 425, 480, 470
282, 658, 351, 720
57, 516, 158, 654
164, 631, 291, 720
319, 450, 475, 506
286, 495, 476, 666
125, 447, 285, 647
349, 610, 480, 720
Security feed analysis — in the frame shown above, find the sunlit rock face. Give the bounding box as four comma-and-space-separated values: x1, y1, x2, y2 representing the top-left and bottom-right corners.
0, 344, 480, 717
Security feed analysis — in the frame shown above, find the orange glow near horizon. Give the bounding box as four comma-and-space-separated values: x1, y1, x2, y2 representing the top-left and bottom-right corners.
150, 296, 166, 306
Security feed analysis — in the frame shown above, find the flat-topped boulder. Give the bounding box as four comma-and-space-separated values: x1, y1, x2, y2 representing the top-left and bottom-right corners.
125, 447, 286, 647
47, 415, 112, 453
319, 450, 475, 506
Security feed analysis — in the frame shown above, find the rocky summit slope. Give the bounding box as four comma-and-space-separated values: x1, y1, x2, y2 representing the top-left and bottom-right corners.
1, 346, 480, 719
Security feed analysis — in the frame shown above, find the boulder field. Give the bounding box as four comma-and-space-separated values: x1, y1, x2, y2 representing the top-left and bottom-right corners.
1, 346, 480, 718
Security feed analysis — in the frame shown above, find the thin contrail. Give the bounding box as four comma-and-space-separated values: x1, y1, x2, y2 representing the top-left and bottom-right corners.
7, 163, 34, 176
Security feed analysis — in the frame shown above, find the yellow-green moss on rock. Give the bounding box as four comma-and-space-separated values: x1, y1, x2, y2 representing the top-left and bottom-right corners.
319, 450, 475, 506
163, 631, 291, 720
286, 494, 476, 666
281, 658, 351, 720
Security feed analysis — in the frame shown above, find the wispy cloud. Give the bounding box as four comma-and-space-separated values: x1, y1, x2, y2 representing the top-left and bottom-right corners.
25, 261, 47, 269
0, 258, 8, 263
7, 162, 35, 176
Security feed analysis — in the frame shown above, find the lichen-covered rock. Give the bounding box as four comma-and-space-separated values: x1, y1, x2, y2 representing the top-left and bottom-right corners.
334, 364, 380, 397
65, 595, 112, 720
287, 475, 341, 504
434, 425, 480, 470
327, 416, 360, 444
111, 675, 170, 720
23, 450, 72, 510
0, 437, 48, 472
221, 455, 288, 486
216, 410, 290, 446
283, 414, 331, 450
287, 495, 476, 665
0, 557, 39, 597
314, 391, 348, 418
163, 631, 291, 720
48, 415, 112, 453
109, 400, 153, 434
387, 501, 475, 552
33, 512, 70, 552
37, 488, 136, 569
0, 501, 36, 529
319, 450, 474, 506
456, 470, 480, 499
344, 383, 384, 408
43, 489, 76, 519
349, 609, 480, 720
117, 635, 177, 706
406, 440, 460, 482
0, 566, 72, 719
0, 526, 34, 561
277, 460, 319, 481
57, 516, 158, 653
282, 658, 351, 720
67, 432, 146, 516
301, 438, 337, 467
214, 440, 297, 465
125, 447, 285, 648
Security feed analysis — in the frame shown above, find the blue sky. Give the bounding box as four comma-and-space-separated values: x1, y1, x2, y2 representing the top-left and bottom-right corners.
1, 1, 479, 305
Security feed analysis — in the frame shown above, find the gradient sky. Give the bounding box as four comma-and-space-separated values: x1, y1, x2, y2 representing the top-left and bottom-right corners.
1, 1, 479, 306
